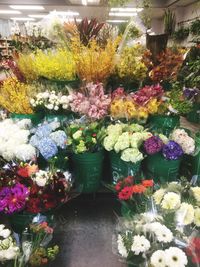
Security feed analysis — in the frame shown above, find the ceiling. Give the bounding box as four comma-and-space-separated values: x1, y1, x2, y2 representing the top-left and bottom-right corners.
0, 0, 198, 22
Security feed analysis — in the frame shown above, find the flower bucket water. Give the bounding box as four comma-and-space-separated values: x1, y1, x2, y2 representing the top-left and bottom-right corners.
109, 151, 141, 184
72, 151, 104, 193
9, 212, 54, 233
187, 103, 200, 124
148, 115, 180, 136
145, 153, 181, 183
10, 113, 44, 125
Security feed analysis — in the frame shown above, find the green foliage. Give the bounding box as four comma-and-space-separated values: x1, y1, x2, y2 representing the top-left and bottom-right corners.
190, 19, 200, 36
173, 26, 189, 41
164, 9, 176, 36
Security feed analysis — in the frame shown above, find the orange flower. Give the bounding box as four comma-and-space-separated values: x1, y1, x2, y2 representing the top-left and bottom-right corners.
132, 184, 146, 194
142, 179, 154, 187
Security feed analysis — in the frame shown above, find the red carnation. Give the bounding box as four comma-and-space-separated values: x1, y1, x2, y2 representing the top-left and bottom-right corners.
142, 179, 154, 187
124, 176, 134, 185
132, 184, 146, 194
26, 198, 41, 213
115, 181, 122, 191
118, 186, 133, 200
17, 167, 29, 178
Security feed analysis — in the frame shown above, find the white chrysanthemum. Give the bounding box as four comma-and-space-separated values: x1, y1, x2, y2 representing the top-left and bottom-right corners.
190, 187, 200, 204
117, 235, 128, 258
114, 132, 130, 153
121, 148, 143, 163
161, 192, 181, 210
155, 225, 173, 243
176, 202, 194, 226
150, 250, 166, 267
165, 247, 188, 267
15, 144, 36, 161
194, 208, 200, 227
131, 235, 150, 255
153, 189, 166, 205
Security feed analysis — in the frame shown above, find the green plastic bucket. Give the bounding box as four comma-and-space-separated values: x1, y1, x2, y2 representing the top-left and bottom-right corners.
9, 212, 54, 233
145, 153, 181, 183
109, 151, 141, 183
148, 115, 180, 136
187, 103, 200, 124
10, 113, 44, 125
72, 151, 104, 193
191, 134, 200, 177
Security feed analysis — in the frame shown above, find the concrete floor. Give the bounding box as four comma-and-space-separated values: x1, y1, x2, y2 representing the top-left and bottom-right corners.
53, 194, 126, 267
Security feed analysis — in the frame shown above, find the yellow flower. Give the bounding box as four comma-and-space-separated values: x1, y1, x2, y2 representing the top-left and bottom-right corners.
146, 99, 160, 114
176, 203, 194, 225
137, 107, 148, 119
194, 208, 200, 227
161, 192, 181, 210
153, 189, 166, 205
190, 187, 200, 204
110, 99, 125, 118
124, 100, 137, 119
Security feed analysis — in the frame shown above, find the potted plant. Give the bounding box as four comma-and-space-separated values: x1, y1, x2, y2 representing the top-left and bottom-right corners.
164, 9, 176, 37
103, 123, 152, 183
67, 122, 105, 193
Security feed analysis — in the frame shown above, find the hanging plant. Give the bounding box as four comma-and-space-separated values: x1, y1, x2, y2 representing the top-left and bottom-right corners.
164, 9, 176, 36
190, 19, 200, 36
173, 26, 189, 41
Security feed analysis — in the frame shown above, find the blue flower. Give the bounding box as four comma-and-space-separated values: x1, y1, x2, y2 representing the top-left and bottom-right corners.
35, 124, 52, 138
162, 141, 183, 160
50, 130, 67, 149
38, 137, 58, 160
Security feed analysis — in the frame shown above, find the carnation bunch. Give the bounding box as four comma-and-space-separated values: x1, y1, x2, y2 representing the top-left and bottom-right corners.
70, 83, 111, 120
103, 123, 152, 163
0, 119, 36, 161
171, 128, 195, 155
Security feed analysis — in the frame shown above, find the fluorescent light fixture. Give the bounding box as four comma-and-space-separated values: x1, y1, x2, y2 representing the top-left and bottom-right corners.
0, 10, 21, 14
110, 7, 143, 12
10, 5, 44, 10
107, 19, 128, 23
82, 0, 87, 5
11, 17, 35, 21
28, 14, 47, 18
109, 12, 137, 17
55, 11, 79, 16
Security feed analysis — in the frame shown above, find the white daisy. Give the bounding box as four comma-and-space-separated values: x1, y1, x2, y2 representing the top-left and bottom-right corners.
117, 234, 128, 258
150, 250, 166, 267
165, 247, 188, 267
131, 235, 150, 255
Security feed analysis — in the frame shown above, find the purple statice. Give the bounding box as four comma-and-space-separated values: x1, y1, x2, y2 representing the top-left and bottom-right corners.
183, 87, 199, 100
0, 183, 29, 214
37, 137, 58, 160
162, 141, 183, 160
144, 136, 164, 155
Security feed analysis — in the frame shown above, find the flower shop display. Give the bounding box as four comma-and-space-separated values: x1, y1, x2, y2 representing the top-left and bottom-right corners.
69, 82, 111, 120
144, 129, 196, 183
67, 121, 105, 192
0, 161, 72, 232
103, 123, 152, 183
111, 176, 153, 217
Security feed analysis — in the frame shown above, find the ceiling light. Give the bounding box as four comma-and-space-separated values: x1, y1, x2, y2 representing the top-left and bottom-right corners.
107, 19, 128, 23
28, 14, 47, 18
109, 12, 137, 17
54, 11, 79, 16
110, 7, 143, 12
10, 5, 44, 10
11, 17, 35, 21
82, 0, 87, 5
0, 10, 21, 14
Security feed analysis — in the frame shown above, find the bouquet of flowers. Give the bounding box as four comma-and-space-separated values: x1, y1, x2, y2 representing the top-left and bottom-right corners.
0, 162, 72, 214
0, 119, 36, 162
69, 83, 111, 120
103, 123, 152, 163
153, 178, 200, 228
66, 121, 104, 154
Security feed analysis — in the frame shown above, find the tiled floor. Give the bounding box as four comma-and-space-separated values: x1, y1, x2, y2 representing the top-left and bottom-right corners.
53, 194, 126, 267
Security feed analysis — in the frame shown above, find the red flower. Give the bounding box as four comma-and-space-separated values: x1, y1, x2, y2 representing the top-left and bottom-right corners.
124, 176, 134, 185
132, 184, 146, 194
142, 179, 154, 187
92, 133, 97, 137
115, 181, 122, 191
43, 194, 57, 210
186, 237, 200, 264
26, 198, 41, 213
17, 164, 38, 178
118, 186, 133, 200
17, 167, 29, 178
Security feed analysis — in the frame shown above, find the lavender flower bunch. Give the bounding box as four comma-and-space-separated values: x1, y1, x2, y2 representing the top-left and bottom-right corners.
183, 87, 199, 101
162, 141, 183, 160
144, 136, 164, 155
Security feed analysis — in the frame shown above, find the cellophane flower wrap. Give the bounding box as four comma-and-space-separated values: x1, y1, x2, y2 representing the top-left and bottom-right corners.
103, 123, 152, 163
70, 83, 111, 120
0, 162, 73, 214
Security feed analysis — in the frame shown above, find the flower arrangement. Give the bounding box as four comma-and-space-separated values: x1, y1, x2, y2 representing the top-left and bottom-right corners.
0, 77, 34, 114
0, 162, 72, 214
0, 224, 19, 262
71, 36, 120, 82
30, 90, 72, 114
69, 83, 111, 120
103, 123, 152, 163
153, 178, 200, 228
0, 119, 36, 161
30, 122, 67, 160
67, 122, 104, 154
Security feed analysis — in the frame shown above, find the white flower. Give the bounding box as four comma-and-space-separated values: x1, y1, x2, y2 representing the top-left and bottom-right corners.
47, 104, 54, 110
130, 132, 144, 148
153, 189, 166, 205
131, 235, 150, 255
117, 235, 128, 258
165, 247, 188, 267
114, 132, 130, 153
161, 192, 181, 210
176, 202, 194, 225
190, 187, 200, 204
0, 229, 11, 239
33, 170, 50, 187
17, 119, 32, 129
171, 129, 195, 155
121, 148, 143, 163
155, 225, 173, 243
72, 130, 82, 140
150, 250, 166, 267
0, 225, 5, 232
194, 208, 200, 227
15, 144, 36, 161
103, 134, 118, 151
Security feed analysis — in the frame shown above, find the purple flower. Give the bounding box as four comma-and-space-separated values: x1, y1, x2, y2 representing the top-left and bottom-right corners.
0, 183, 29, 214
162, 141, 183, 160
144, 136, 164, 155
183, 88, 199, 100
